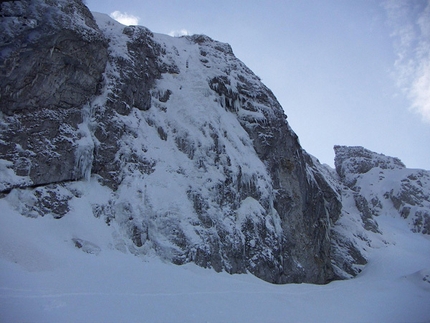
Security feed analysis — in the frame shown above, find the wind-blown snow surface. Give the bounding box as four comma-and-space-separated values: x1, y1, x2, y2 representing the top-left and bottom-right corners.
1, 180, 430, 322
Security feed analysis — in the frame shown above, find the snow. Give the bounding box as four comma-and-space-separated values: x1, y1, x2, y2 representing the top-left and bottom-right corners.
0, 159, 32, 192
1, 190, 430, 323
92, 12, 131, 59
340, 157, 430, 234
80, 11, 282, 265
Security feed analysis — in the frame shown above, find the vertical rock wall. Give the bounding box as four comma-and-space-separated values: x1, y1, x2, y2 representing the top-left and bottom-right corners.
0, 0, 108, 191
1, 0, 345, 284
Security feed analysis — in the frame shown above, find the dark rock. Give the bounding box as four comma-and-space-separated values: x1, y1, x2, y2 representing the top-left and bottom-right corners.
0, 0, 108, 191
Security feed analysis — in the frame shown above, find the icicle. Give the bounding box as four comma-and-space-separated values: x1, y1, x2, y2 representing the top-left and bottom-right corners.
73, 103, 95, 181
73, 144, 93, 181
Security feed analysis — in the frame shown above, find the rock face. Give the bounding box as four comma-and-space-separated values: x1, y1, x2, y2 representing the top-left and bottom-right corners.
88, 12, 340, 284
0, 0, 341, 284
334, 145, 430, 235
1, 0, 427, 285
0, 0, 108, 191
325, 146, 429, 278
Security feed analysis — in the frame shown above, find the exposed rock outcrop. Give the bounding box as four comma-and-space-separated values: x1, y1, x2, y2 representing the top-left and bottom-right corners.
334, 145, 430, 235
0, 0, 108, 191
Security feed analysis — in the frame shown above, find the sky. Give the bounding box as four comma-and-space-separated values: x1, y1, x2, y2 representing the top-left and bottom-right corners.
86, 0, 430, 170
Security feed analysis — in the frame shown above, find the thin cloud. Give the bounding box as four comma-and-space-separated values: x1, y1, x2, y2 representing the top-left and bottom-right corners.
110, 10, 140, 26
168, 29, 191, 37
384, 0, 430, 123
410, 60, 430, 122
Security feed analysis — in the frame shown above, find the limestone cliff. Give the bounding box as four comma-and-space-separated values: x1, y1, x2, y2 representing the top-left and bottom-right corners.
6, 0, 427, 285
0, 0, 108, 190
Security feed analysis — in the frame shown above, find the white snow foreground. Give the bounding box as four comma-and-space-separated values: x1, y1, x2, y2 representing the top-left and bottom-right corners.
1, 180, 430, 322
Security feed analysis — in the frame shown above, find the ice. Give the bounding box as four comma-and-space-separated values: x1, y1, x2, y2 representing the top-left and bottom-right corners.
72, 103, 95, 181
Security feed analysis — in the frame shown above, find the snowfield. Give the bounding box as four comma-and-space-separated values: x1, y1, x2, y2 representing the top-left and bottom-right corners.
1, 181, 429, 323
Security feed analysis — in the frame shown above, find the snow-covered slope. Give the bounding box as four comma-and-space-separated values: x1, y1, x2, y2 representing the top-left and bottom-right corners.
326, 145, 430, 282
1, 191, 430, 322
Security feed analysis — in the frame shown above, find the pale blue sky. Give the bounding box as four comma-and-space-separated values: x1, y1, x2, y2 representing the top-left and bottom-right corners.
86, 0, 430, 170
